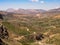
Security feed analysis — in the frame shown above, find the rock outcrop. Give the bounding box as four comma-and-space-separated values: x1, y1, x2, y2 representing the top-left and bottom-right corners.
0, 24, 9, 45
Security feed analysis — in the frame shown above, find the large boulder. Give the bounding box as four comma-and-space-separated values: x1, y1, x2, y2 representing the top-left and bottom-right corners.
27, 33, 44, 41
36, 34, 44, 40
0, 24, 9, 39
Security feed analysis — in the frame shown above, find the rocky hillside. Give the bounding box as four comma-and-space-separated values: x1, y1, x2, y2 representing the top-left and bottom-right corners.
0, 8, 60, 45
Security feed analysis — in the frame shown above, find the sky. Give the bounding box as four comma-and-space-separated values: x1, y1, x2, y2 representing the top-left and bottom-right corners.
0, 0, 60, 10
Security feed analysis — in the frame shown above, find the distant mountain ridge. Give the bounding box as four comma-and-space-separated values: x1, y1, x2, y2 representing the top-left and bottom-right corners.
6, 8, 60, 15
6, 8, 46, 14
0, 8, 60, 19
48, 8, 60, 12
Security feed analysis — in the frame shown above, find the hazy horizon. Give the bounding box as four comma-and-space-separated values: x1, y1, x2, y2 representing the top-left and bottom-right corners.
0, 0, 60, 10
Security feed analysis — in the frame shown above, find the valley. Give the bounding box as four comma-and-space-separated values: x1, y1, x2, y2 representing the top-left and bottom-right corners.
0, 8, 60, 45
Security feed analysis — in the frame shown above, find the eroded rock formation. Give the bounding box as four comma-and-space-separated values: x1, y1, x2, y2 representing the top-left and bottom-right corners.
0, 24, 9, 45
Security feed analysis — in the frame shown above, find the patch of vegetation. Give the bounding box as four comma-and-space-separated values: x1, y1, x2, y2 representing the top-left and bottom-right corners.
2, 21, 30, 36
2, 16, 60, 45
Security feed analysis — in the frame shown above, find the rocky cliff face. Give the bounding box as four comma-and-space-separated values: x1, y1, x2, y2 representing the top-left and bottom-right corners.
0, 24, 9, 45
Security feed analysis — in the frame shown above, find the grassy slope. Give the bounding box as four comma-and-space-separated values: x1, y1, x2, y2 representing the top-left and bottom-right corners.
2, 15, 60, 45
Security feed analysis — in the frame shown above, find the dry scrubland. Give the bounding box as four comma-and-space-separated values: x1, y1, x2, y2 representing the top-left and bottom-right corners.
0, 9, 60, 45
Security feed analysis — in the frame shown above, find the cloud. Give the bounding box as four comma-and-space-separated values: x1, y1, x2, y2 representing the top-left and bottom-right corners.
30, 0, 45, 4
30, 0, 39, 2
40, 1, 45, 4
